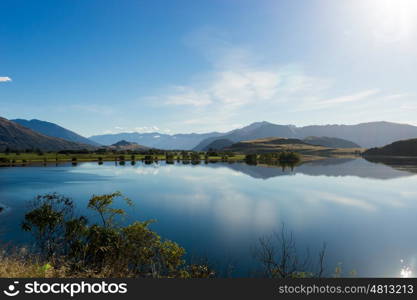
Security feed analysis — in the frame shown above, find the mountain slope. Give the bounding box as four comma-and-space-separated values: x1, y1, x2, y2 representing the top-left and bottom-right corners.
0, 117, 94, 151
224, 137, 310, 153
302, 136, 360, 148
12, 119, 99, 146
109, 140, 149, 151
363, 138, 417, 157
194, 121, 298, 150
223, 137, 360, 157
202, 139, 234, 151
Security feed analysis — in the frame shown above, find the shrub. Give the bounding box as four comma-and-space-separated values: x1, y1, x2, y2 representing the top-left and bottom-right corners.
21, 192, 214, 278
278, 152, 300, 163
244, 154, 258, 165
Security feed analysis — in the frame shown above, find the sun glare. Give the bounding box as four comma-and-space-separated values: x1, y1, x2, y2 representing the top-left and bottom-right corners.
371, 0, 417, 43
400, 259, 413, 278
400, 267, 412, 278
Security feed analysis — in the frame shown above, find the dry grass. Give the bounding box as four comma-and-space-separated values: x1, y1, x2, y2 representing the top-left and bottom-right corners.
0, 254, 52, 278
0, 249, 133, 278
0, 257, 134, 278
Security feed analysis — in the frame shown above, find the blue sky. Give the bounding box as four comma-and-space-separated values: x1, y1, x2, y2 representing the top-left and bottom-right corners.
1, 0, 416, 137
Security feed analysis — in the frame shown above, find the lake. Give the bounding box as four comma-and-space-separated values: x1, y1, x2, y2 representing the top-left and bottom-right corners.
1, 158, 417, 277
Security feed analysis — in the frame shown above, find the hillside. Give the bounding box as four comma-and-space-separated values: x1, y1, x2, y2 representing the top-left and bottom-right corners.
194, 122, 297, 151
109, 140, 149, 151
302, 136, 360, 148
0, 117, 94, 151
224, 137, 311, 154
202, 139, 234, 151
12, 119, 99, 146
223, 137, 362, 157
363, 138, 417, 157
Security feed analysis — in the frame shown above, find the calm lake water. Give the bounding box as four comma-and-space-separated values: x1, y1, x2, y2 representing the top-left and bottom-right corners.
1, 158, 417, 277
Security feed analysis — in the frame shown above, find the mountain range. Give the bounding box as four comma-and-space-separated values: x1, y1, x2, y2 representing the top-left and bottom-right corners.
3, 116, 417, 152
89, 131, 223, 150
193, 121, 417, 150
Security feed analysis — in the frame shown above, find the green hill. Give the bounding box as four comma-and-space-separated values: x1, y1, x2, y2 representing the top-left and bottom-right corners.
0, 117, 94, 152
109, 140, 149, 151
202, 138, 234, 151
363, 138, 417, 157
223, 137, 362, 158
303, 136, 360, 148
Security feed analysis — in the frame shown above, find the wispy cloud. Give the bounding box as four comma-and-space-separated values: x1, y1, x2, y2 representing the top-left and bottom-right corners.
384, 93, 410, 100
102, 125, 171, 135
293, 89, 381, 112
0, 76, 12, 82
313, 192, 376, 212
164, 86, 213, 107
134, 126, 171, 134
163, 69, 282, 108
318, 89, 380, 106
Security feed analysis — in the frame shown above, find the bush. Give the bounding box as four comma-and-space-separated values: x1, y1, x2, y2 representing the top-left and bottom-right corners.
278, 152, 300, 163
244, 154, 258, 165
21, 192, 215, 278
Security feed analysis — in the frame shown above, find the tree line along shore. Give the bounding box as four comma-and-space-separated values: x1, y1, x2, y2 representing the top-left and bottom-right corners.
0, 149, 305, 167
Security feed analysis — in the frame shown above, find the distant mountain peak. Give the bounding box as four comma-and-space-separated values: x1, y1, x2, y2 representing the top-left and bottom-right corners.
112, 140, 137, 146
109, 139, 149, 151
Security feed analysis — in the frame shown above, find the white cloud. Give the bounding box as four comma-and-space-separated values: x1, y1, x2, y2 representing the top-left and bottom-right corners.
0, 76, 12, 82
102, 125, 171, 135
164, 86, 213, 107
134, 126, 161, 133
292, 89, 381, 112
313, 192, 376, 212
384, 93, 410, 100
318, 89, 380, 105
163, 69, 281, 108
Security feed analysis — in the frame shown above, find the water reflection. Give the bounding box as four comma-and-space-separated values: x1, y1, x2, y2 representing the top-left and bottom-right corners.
209, 158, 417, 180
364, 156, 417, 175
1, 158, 417, 277
400, 260, 413, 278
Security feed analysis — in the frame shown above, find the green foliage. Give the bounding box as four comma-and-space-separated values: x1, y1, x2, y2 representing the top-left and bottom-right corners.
244, 154, 258, 165
87, 192, 132, 227
278, 151, 300, 163
246, 152, 300, 166
165, 152, 174, 160
22, 193, 75, 259
22, 192, 215, 278
190, 152, 201, 162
